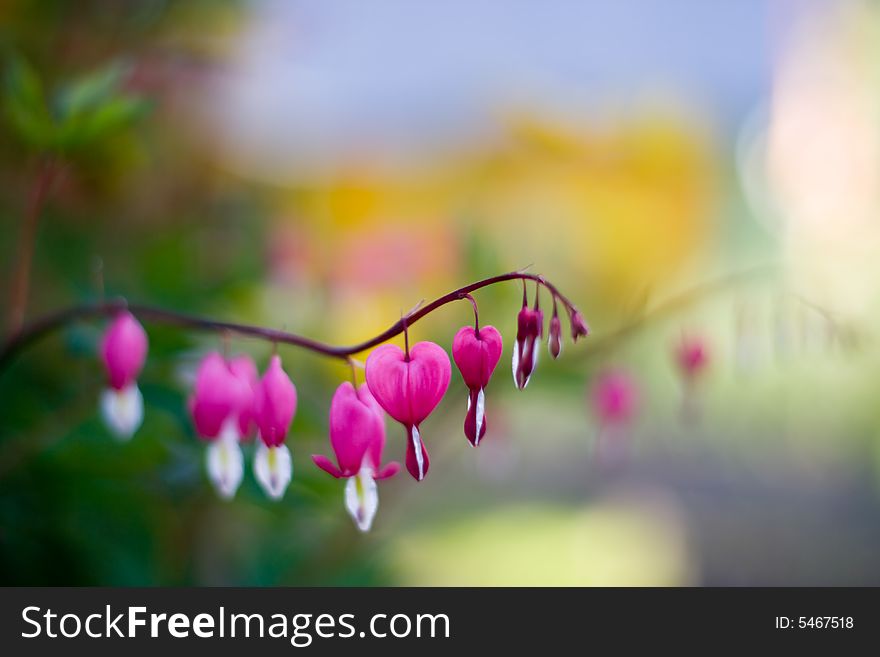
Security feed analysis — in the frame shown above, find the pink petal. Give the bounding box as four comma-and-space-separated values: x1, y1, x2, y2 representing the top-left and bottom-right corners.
190, 352, 247, 439
365, 344, 411, 423
329, 381, 384, 476
312, 454, 344, 478
255, 355, 297, 447
452, 325, 503, 390
100, 311, 148, 391
374, 461, 400, 480
405, 341, 451, 424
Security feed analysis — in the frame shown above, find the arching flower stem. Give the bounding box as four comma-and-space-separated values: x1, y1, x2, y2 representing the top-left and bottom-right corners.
0, 270, 584, 371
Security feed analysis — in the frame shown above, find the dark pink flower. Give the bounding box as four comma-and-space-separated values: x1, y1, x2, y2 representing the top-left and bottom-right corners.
313, 382, 400, 531
452, 325, 503, 445
254, 354, 298, 448
100, 311, 148, 391
190, 352, 250, 441
365, 341, 451, 481
253, 354, 298, 500
676, 335, 709, 380
592, 369, 638, 425
99, 311, 148, 440
189, 352, 255, 499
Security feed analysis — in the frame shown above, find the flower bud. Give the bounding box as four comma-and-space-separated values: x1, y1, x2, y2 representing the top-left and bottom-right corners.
570, 311, 590, 342
99, 311, 148, 441
512, 306, 543, 390
548, 314, 563, 359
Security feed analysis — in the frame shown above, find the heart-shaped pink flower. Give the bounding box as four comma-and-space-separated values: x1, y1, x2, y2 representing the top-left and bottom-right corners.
365, 341, 450, 481
452, 325, 503, 445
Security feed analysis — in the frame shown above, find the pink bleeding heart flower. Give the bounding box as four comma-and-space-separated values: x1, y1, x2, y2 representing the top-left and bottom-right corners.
313, 382, 400, 531
365, 341, 451, 481
452, 325, 503, 446
189, 352, 254, 499
592, 368, 638, 426
99, 311, 148, 441
190, 352, 251, 440
253, 354, 298, 500
512, 295, 543, 390
675, 334, 709, 380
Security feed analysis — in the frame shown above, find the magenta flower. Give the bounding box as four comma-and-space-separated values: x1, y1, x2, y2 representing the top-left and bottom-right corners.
253, 354, 298, 500
591, 369, 638, 425
365, 341, 451, 481
676, 335, 709, 380
190, 352, 254, 499
99, 311, 148, 441
190, 352, 250, 440
452, 325, 503, 446
512, 296, 543, 390
312, 382, 400, 531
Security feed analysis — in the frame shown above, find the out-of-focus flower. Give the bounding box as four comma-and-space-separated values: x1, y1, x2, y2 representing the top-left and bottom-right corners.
675, 334, 709, 380
253, 354, 298, 500
452, 325, 503, 445
365, 341, 450, 481
313, 382, 400, 531
592, 369, 639, 426
190, 352, 256, 499
99, 311, 148, 441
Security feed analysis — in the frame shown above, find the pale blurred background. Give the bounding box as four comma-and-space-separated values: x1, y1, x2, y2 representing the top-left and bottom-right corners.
2, 0, 880, 585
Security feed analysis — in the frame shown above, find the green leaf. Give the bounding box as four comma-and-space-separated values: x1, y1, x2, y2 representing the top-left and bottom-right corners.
3, 54, 54, 148
55, 61, 130, 120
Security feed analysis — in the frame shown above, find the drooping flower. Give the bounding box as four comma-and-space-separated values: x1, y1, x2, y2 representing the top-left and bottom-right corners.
591, 368, 639, 470
452, 325, 503, 445
253, 354, 297, 500
675, 334, 709, 380
591, 368, 638, 426
190, 352, 255, 499
512, 289, 543, 390
548, 314, 563, 359
674, 334, 710, 424
365, 341, 450, 481
312, 382, 400, 531
570, 311, 590, 342
99, 311, 148, 441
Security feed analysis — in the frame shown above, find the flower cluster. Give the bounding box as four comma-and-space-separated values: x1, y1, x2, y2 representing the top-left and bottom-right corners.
95, 277, 589, 532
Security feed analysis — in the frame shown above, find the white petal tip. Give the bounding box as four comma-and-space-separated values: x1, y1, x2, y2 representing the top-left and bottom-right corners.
206, 426, 244, 500
255, 443, 292, 501
100, 384, 143, 441
345, 467, 378, 532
